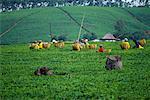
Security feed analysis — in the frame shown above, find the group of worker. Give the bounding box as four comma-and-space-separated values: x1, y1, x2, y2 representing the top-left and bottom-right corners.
29, 40, 51, 49
120, 38, 146, 50
29, 37, 146, 52
96, 38, 146, 53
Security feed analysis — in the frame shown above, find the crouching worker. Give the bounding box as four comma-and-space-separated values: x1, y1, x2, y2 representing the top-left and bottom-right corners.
96, 44, 105, 52
139, 38, 146, 47
132, 38, 144, 49
29, 41, 39, 49
120, 38, 130, 50
96, 44, 111, 53
72, 42, 82, 51
37, 40, 43, 49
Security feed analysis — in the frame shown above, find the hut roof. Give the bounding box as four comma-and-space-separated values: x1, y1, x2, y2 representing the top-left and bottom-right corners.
102, 33, 116, 40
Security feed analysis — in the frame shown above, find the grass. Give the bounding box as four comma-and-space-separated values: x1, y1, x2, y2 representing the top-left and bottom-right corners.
0, 41, 150, 99
0, 7, 150, 44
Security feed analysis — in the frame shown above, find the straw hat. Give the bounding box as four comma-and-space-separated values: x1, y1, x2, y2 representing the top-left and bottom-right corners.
99, 44, 103, 47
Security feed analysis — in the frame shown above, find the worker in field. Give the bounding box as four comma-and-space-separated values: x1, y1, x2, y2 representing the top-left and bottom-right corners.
29, 41, 39, 49
97, 44, 105, 52
38, 40, 43, 49
81, 38, 89, 45
120, 38, 130, 50
132, 38, 143, 49
80, 38, 90, 48
139, 38, 146, 47
84, 38, 89, 45
96, 44, 112, 53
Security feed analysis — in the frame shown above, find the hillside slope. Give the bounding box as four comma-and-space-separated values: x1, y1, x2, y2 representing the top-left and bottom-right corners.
125, 7, 150, 26
0, 7, 150, 44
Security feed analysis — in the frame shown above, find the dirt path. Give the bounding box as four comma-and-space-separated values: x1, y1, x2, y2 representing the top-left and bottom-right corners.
0, 11, 40, 38
57, 7, 95, 34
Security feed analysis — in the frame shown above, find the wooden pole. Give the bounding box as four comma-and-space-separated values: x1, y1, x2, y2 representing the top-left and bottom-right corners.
77, 14, 85, 41
49, 22, 52, 34
49, 23, 54, 42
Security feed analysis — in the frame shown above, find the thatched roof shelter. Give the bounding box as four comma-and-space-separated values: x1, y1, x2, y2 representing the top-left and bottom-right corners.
101, 33, 116, 40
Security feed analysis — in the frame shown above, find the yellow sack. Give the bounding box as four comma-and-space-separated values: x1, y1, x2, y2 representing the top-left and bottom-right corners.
72, 43, 82, 51
38, 42, 43, 49
139, 45, 144, 49
139, 39, 146, 47
34, 44, 39, 49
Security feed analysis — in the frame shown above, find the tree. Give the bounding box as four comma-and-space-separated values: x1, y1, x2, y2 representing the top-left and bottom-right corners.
82, 32, 98, 40
57, 34, 68, 41
83, 33, 91, 40
140, 0, 150, 7
90, 33, 98, 40
114, 20, 127, 38
131, 31, 150, 40
49, 33, 58, 42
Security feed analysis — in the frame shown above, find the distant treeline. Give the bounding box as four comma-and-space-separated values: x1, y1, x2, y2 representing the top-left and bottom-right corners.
0, 0, 149, 12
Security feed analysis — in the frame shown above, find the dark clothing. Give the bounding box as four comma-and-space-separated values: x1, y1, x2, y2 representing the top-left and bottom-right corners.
133, 39, 141, 48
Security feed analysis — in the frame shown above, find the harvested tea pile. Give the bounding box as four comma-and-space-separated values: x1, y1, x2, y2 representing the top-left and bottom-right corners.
105, 55, 123, 70
34, 67, 53, 76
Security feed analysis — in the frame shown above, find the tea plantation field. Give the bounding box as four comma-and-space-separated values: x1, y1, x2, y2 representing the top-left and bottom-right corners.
0, 7, 150, 44
0, 41, 150, 99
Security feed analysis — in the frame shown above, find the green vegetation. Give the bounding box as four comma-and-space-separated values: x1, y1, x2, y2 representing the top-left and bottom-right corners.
126, 7, 150, 26
0, 41, 150, 99
0, 7, 150, 44
60, 7, 150, 35
0, 6, 150, 99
